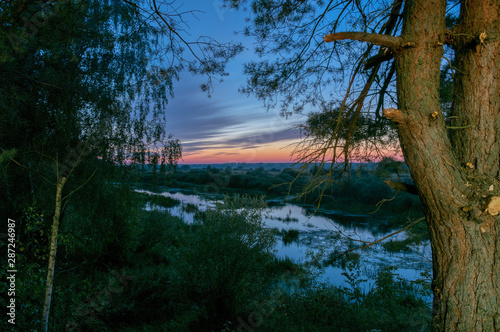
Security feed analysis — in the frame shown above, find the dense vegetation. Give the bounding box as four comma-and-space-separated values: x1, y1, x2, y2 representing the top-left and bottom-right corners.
1, 181, 430, 331
0, 1, 433, 330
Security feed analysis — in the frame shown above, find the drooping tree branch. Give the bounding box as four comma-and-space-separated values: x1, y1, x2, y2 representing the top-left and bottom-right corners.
323, 32, 404, 48
339, 217, 426, 256
364, 51, 395, 70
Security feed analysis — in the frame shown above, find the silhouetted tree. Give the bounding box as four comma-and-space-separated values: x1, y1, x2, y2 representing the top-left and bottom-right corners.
227, 0, 500, 330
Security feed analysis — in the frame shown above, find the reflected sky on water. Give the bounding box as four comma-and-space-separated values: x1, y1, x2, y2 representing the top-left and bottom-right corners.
138, 189, 432, 296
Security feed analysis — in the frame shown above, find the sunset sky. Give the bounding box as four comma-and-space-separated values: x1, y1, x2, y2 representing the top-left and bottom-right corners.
161, 1, 305, 164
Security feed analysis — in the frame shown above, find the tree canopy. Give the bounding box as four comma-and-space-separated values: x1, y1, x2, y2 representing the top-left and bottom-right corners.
0, 1, 242, 330
0, 0, 242, 214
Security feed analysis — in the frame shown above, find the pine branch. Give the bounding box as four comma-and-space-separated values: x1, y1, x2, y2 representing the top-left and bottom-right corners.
323, 32, 405, 48
339, 217, 426, 256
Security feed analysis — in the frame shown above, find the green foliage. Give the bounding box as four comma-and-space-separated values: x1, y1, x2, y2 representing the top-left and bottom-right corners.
273, 215, 299, 223
383, 238, 415, 253
12, 197, 187, 331
295, 170, 422, 217
305, 107, 390, 144
0, 179, 431, 331
323, 251, 361, 269
90, 265, 182, 329
67, 211, 188, 330
63, 195, 282, 331
256, 265, 431, 332
149, 166, 307, 197
365, 266, 432, 331
134, 210, 187, 264
1, 0, 172, 164
19, 206, 49, 262
175, 195, 276, 329
0, 148, 16, 164
141, 165, 422, 219
1, 0, 193, 224
61, 184, 143, 264
268, 256, 301, 274
383, 220, 430, 253
0, 264, 45, 330
374, 157, 407, 179
183, 203, 198, 213
1, 207, 70, 330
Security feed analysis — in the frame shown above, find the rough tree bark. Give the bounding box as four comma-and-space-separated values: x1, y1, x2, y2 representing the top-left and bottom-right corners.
327, 0, 500, 330
388, 1, 500, 331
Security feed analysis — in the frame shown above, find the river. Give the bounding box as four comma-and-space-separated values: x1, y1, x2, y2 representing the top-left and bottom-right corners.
137, 189, 432, 296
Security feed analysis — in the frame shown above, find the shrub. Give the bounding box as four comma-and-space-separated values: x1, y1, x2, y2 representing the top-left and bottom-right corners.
174, 195, 276, 330
62, 184, 143, 265
382, 238, 414, 253
256, 266, 431, 332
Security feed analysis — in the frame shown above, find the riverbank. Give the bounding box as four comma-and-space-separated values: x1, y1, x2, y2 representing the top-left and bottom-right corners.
9, 176, 432, 331
132, 163, 424, 218
135, 190, 433, 331
137, 187, 432, 296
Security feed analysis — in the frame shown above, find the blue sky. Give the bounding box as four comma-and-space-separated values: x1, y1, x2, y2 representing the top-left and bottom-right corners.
159, 0, 304, 163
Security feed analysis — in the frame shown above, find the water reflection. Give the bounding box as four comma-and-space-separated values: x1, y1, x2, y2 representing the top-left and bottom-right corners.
139, 189, 432, 291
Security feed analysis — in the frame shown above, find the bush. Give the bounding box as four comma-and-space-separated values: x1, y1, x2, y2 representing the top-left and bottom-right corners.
60, 209, 189, 331
256, 266, 431, 332
174, 195, 276, 330
134, 210, 187, 264
382, 238, 414, 253
61, 197, 284, 331
62, 185, 143, 264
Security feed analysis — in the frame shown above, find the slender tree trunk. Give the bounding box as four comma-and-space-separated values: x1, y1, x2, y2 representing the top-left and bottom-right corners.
383, 0, 500, 330
42, 176, 67, 332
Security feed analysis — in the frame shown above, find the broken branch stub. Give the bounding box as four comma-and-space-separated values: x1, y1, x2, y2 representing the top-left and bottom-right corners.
383, 108, 405, 124
485, 196, 500, 216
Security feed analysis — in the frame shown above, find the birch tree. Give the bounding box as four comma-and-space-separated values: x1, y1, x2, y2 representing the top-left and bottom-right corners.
1, 1, 240, 330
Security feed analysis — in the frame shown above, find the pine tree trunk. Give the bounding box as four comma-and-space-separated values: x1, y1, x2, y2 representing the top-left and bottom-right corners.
383, 0, 500, 330
428, 212, 500, 331
431, 1, 500, 330
42, 176, 67, 332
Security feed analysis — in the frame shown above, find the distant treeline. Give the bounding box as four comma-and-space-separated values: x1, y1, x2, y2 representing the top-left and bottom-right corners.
131, 160, 422, 216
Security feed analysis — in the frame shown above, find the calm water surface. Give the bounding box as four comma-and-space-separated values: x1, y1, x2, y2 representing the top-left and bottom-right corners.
138, 189, 432, 293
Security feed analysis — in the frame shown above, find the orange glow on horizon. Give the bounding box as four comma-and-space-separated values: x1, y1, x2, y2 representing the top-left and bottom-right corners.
181, 140, 298, 164
179, 140, 403, 164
